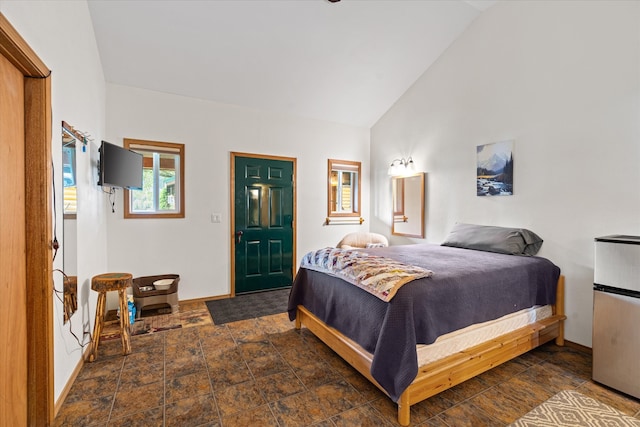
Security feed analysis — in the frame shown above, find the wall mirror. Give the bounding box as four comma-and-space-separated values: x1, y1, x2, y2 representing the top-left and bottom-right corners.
327, 159, 361, 224
392, 172, 425, 238
61, 121, 79, 322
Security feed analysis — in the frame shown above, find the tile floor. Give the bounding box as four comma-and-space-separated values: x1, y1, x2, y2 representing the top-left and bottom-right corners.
55, 305, 640, 427
100, 301, 214, 340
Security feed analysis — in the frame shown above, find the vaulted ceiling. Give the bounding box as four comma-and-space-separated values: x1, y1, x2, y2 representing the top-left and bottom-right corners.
88, 0, 495, 128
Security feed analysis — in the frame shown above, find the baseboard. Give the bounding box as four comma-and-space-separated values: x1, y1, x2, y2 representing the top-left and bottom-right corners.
54, 345, 91, 417
182, 294, 231, 304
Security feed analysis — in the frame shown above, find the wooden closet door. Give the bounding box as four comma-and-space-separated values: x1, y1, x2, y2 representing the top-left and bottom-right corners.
0, 12, 53, 425
0, 50, 28, 426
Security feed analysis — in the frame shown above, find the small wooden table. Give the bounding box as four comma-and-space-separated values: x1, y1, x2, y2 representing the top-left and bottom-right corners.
87, 273, 133, 362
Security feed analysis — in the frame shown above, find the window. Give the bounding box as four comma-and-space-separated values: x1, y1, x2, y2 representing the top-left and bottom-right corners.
327, 159, 361, 220
124, 139, 185, 218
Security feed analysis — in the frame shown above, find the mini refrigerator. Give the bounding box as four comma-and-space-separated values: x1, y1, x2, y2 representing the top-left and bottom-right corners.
592, 235, 640, 399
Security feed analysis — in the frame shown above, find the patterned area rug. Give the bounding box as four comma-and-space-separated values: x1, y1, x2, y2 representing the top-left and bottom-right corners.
205, 287, 291, 325
100, 301, 213, 341
510, 390, 640, 426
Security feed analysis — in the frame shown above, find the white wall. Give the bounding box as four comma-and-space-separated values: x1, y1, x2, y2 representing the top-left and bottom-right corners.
105, 84, 370, 300
0, 0, 369, 404
370, 0, 640, 347
6, 0, 629, 408
0, 0, 108, 403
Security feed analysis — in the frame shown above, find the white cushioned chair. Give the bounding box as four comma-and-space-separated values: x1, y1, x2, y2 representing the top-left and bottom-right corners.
336, 232, 389, 249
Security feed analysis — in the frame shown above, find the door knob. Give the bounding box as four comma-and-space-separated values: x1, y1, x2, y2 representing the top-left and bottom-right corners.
235, 230, 243, 244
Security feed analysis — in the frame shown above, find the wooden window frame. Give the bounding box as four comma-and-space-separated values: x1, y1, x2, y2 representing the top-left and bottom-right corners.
327, 159, 361, 219
123, 138, 185, 219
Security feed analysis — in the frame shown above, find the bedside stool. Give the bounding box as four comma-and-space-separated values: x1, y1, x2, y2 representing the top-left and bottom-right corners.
87, 272, 133, 362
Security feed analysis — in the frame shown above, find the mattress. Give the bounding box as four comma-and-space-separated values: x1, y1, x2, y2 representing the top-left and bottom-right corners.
289, 243, 561, 400
416, 304, 553, 367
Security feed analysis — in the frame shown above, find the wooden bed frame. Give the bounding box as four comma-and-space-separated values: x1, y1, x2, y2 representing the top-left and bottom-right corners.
295, 275, 566, 426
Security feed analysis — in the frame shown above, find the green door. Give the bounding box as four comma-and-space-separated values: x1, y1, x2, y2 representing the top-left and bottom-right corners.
234, 155, 294, 294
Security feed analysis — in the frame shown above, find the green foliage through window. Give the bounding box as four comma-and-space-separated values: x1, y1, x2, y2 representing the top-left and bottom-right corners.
124, 139, 185, 218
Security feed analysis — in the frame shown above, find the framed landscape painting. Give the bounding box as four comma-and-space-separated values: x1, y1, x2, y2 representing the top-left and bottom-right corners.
477, 140, 513, 196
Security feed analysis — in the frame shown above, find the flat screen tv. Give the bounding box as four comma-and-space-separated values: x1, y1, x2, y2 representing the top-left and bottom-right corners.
98, 141, 143, 190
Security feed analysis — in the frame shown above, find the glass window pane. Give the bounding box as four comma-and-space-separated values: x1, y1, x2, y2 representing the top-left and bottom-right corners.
330, 170, 339, 212
131, 168, 154, 212
248, 187, 260, 226
159, 153, 177, 211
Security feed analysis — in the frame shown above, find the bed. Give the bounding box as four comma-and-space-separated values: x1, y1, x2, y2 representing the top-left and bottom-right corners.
288, 239, 565, 426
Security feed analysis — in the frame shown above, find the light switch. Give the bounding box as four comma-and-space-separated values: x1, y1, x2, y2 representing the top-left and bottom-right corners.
211, 213, 222, 223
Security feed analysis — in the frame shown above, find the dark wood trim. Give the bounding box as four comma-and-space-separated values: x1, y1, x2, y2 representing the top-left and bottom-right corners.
0, 12, 54, 426
185, 294, 231, 304
25, 58, 54, 427
230, 154, 236, 298
0, 14, 49, 77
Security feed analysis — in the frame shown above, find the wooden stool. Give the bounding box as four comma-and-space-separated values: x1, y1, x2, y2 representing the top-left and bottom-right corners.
87, 273, 133, 362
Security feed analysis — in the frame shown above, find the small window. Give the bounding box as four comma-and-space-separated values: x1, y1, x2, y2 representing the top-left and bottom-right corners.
327, 159, 361, 219
124, 139, 185, 218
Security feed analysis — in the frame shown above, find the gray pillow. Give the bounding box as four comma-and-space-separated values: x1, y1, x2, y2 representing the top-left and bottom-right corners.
441, 223, 544, 256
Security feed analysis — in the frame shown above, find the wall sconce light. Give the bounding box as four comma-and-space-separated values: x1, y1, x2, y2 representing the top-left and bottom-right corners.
388, 156, 415, 176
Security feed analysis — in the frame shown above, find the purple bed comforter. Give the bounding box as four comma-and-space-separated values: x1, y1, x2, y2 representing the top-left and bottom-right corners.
287, 243, 560, 401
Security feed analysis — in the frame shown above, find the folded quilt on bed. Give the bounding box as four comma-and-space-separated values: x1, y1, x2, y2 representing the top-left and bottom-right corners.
300, 247, 433, 302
